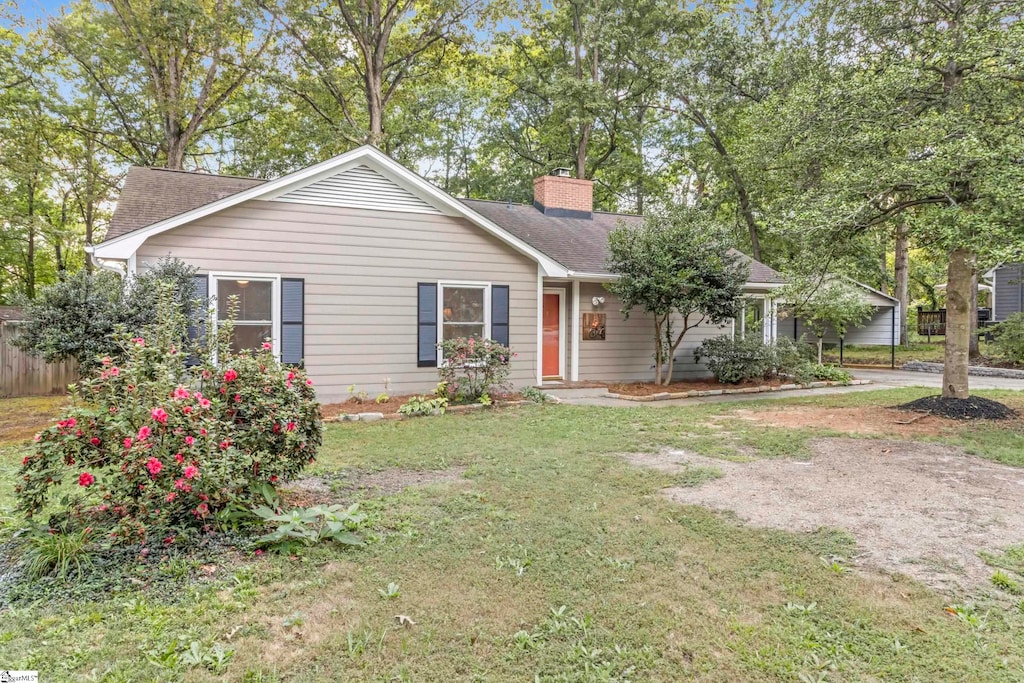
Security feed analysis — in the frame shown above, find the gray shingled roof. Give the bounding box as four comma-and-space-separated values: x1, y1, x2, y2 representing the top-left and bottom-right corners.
462, 199, 784, 283
104, 168, 783, 284
105, 167, 265, 241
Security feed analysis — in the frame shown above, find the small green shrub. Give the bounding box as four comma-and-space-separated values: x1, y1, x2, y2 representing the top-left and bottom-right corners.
795, 363, 852, 384
695, 335, 818, 384
397, 395, 448, 417
992, 314, 1024, 365
437, 337, 514, 402
521, 386, 549, 403
694, 335, 772, 383
252, 503, 367, 553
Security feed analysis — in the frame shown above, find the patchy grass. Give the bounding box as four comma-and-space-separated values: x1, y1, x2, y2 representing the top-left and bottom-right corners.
1, 390, 1024, 680
0, 394, 67, 446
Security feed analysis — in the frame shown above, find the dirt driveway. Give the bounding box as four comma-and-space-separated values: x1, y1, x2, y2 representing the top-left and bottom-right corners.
627, 438, 1024, 592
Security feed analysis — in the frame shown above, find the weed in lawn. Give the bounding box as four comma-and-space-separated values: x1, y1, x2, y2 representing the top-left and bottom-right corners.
378, 582, 400, 599
992, 571, 1022, 595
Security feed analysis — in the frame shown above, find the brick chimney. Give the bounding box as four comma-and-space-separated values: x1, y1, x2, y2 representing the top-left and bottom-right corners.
533, 168, 593, 218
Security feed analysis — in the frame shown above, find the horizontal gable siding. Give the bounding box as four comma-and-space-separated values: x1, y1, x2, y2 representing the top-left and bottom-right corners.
271, 165, 443, 215
792, 305, 896, 346
136, 200, 538, 401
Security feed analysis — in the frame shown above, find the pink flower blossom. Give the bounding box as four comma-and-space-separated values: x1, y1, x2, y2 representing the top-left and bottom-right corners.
199, 398, 211, 409
286, 421, 296, 432
174, 453, 184, 463
193, 502, 209, 518
165, 491, 177, 502
184, 435, 195, 446
174, 478, 192, 492
151, 407, 168, 424
78, 472, 95, 487
182, 405, 193, 415
172, 386, 191, 400
101, 356, 112, 366
132, 337, 145, 346
287, 371, 295, 381
183, 465, 199, 479
262, 342, 272, 350
90, 437, 101, 446
137, 426, 151, 441
223, 369, 239, 382
306, 379, 313, 386
145, 457, 163, 476
110, 367, 120, 376
123, 437, 133, 449
234, 393, 241, 402
219, 440, 231, 450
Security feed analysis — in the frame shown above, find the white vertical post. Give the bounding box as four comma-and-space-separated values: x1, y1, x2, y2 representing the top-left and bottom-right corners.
740, 302, 746, 340
570, 280, 580, 381
536, 267, 544, 385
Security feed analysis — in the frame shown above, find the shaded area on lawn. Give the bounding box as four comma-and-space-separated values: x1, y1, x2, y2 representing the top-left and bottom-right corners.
1, 388, 1024, 680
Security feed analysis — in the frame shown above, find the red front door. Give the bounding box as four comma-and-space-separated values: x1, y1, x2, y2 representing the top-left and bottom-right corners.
543, 292, 561, 377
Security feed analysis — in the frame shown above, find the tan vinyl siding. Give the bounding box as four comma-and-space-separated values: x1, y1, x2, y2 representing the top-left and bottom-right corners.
576, 283, 727, 382
136, 199, 539, 401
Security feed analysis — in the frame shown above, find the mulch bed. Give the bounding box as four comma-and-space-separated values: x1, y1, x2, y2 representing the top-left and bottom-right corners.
322, 393, 524, 417
607, 378, 785, 397
898, 395, 1018, 421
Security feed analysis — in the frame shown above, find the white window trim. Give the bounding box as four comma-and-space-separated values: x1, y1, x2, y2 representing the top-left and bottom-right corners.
437, 280, 492, 366
209, 272, 281, 361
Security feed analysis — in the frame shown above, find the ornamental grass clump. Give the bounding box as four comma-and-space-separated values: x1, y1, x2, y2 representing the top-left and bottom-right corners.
16, 286, 321, 544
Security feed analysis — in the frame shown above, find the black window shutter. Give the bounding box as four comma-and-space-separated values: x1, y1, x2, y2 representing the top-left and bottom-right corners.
186, 274, 209, 366
418, 283, 438, 367
281, 278, 304, 366
491, 285, 510, 347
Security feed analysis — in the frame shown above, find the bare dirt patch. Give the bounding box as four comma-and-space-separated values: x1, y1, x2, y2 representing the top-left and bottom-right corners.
729, 405, 963, 438
281, 466, 469, 506
626, 439, 1024, 592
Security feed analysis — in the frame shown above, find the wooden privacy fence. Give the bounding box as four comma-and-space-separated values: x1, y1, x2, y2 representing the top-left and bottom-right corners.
0, 321, 79, 397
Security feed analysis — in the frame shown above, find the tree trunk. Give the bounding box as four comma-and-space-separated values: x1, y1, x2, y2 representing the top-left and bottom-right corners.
894, 223, 910, 347
968, 272, 980, 358
165, 135, 186, 170
942, 249, 974, 399
653, 317, 663, 385
817, 336, 823, 364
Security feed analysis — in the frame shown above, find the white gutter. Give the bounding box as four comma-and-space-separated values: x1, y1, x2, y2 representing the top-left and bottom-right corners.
84, 244, 127, 275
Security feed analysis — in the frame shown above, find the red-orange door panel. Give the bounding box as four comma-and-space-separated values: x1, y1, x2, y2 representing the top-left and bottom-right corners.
543, 293, 561, 377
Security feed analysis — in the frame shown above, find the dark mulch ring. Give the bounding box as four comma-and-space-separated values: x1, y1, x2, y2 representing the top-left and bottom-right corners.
898, 395, 1018, 421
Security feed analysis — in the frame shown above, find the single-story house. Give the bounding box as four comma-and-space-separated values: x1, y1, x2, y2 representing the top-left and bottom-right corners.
89, 145, 783, 401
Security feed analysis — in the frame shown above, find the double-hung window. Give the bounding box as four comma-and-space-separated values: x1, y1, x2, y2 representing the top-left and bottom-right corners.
440, 283, 490, 342
212, 275, 279, 356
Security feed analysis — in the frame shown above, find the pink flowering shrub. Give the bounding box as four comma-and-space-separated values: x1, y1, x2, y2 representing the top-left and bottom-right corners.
436, 337, 514, 402
16, 290, 321, 543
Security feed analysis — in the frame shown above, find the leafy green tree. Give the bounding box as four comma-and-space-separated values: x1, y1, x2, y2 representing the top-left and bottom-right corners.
606, 207, 748, 385
752, 0, 1024, 399
12, 258, 201, 367
50, 0, 274, 169
783, 277, 874, 364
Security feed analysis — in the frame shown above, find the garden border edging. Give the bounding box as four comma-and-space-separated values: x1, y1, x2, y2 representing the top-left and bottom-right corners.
604, 379, 871, 402
332, 400, 532, 422
902, 361, 1024, 380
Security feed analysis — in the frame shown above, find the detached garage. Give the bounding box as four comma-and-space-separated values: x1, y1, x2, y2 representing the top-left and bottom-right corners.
784, 281, 899, 363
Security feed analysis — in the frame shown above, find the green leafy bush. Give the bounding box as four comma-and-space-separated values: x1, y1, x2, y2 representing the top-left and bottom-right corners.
252, 503, 366, 553
436, 337, 514, 402
794, 363, 852, 384
992, 314, 1024, 365
397, 395, 448, 417
16, 286, 322, 544
521, 386, 549, 403
12, 257, 202, 369
695, 335, 815, 384
694, 336, 772, 383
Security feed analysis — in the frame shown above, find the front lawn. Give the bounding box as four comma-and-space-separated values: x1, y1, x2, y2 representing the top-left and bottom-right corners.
2, 390, 1024, 680
823, 340, 1001, 366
